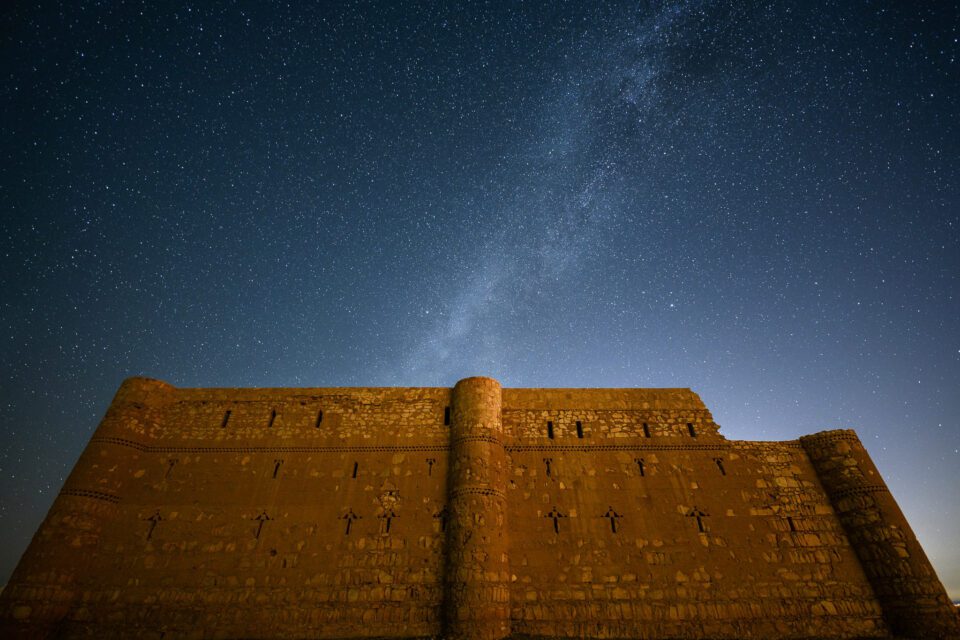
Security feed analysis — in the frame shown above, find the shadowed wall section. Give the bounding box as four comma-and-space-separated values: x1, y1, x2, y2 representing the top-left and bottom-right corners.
800, 430, 960, 639
1, 377, 957, 639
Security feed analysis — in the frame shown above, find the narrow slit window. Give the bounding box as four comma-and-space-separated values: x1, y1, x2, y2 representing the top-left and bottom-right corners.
268, 409, 277, 428
642, 422, 650, 438
352, 462, 358, 479
315, 410, 323, 428
444, 406, 451, 426
221, 410, 232, 428
547, 421, 554, 439
635, 458, 645, 477
272, 460, 283, 479
576, 421, 583, 439
714, 458, 726, 476
787, 516, 796, 532
687, 423, 697, 437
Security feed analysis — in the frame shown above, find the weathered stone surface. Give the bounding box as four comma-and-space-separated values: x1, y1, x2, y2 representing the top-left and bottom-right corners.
1, 376, 957, 639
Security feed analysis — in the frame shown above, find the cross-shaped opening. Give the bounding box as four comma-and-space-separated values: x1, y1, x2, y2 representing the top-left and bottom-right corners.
635, 458, 645, 477
379, 509, 397, 534
687, 506, 708, 533
341, 509, 360, 535
545, 507, 566, 533
602, 506, 622, 533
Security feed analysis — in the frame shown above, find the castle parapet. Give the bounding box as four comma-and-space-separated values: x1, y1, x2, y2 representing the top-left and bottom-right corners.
800, 429, 960, 639
444, 377, 511, 640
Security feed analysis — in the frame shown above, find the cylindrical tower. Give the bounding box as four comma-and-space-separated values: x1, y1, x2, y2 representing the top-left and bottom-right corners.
800, 429, 960, 639
443, 377, 510, 640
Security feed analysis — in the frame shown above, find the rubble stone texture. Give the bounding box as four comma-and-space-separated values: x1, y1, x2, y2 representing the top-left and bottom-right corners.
1, 376, 957, 639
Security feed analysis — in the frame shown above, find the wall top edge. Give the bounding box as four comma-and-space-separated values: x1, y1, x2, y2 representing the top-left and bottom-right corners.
118, 377, 708, 410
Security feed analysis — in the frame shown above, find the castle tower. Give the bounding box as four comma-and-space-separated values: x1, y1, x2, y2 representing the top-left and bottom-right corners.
443, 377, 511, 640
801, 429, 960, 639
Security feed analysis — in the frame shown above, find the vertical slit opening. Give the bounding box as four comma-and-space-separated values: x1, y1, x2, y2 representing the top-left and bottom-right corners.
687, 423, 696, 437
576, 421, 583, 439
315, 410, 323, 428
221, 410, 232, 428
787, 516, 796, 532
547, 421, 554, 439
642, 422, 650, 438
444, 406, 450, 426
268, 409, 277, 428
352, 462, 358, 479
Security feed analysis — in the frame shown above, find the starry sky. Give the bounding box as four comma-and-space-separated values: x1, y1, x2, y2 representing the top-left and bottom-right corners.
2, 1, 958, 597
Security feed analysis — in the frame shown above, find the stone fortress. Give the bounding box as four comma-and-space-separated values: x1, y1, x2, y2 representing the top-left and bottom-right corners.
1, 376, 958, 639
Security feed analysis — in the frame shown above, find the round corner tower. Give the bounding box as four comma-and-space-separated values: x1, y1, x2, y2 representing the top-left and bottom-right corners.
800, 429, 960, 639
443, 376, 511, 640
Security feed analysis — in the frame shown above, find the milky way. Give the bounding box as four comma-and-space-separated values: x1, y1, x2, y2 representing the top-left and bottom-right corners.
2, 2, 958, 596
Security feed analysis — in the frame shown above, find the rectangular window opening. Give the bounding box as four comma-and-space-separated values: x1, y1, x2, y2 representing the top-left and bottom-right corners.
576, 421, 583, 439
221, 410, 232, 428
687, 423, 697, 437
642, 422, 650, 438
444, 406, 451, 426
547, 421, 554, 440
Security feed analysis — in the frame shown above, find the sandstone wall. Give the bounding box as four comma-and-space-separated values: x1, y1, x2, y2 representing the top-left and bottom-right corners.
1, 378, 452, 639
501, 389, 886, 639
1, 377, 956, 639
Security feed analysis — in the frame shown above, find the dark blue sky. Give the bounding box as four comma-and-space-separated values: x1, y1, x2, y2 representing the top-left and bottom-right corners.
2, 1, 958, 596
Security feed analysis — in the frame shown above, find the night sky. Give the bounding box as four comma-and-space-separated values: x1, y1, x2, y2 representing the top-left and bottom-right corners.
2, 2, 958, 597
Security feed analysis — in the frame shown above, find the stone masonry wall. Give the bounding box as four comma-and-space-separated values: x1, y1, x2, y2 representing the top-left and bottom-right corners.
1, 378, 452, 639
501, 390, 887, 639
1, 378, 956, 639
